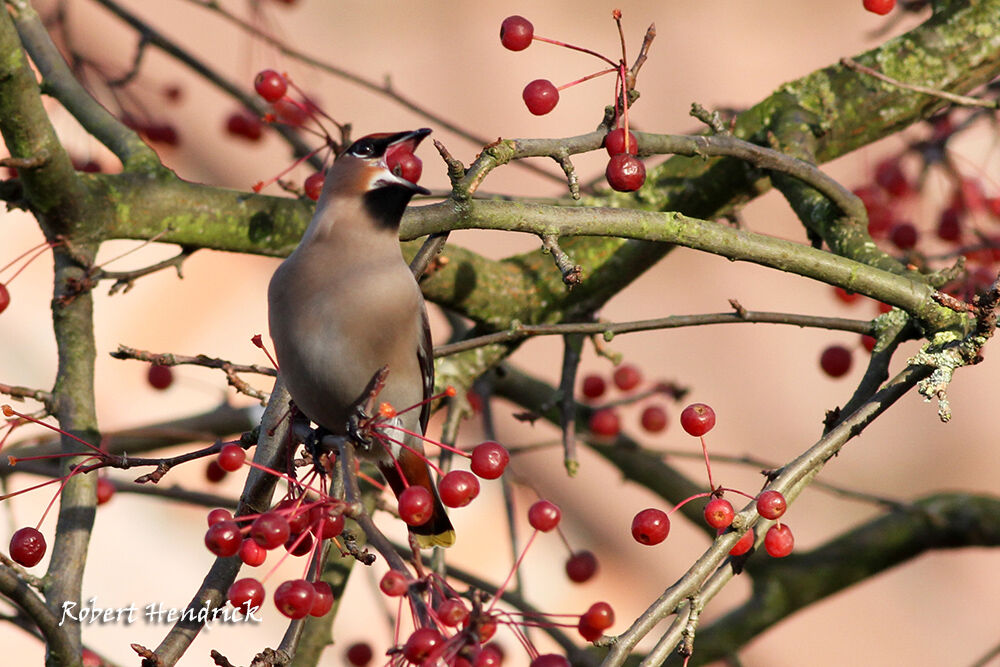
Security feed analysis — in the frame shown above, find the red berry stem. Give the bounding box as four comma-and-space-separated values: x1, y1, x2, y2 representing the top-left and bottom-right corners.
667, 490, 713, 515
375, 430, 446, 478
556, 67, 618, 91
1, 239, 57, 285
251, 334, 281, 370
37, 457, 102, 528
282, 78, 345, 135
699, 436, 716, 491
251, 144, 325, 193
530, 35, 618, 68
1, 405, 106, 456
486, 530, 539, 614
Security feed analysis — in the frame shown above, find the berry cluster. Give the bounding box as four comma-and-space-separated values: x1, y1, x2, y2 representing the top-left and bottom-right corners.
581, 363, 675, 438
629, 403, 795, 559
500, 12, 648, 192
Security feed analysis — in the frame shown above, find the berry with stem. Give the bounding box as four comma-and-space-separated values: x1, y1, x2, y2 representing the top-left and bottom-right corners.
254, 69, 287, 102
470, 441, 509, 479
500, 15, 533, 51
528, 500, 561, 532
523, 79, 559, 115
403, 628, 444, 664
309, 581, 334, 617
379, 570, 408, 597
398, 485, 434, 526
680, 403, 716, 436
9, 527, 46, 567
227, 578, 264, 611
764, 523, 794, 557
251, 512, 291, 549
239, 538, 266, 567
605, 127, 638, 156
204, 520, 242, 557
631, 508, 669, 545
605, 154, 646, 192
218, 444, 245, 472
273, 578, 316, 619
704, 497, 735, 530
438, 470, 480, 508
756, 490, 787, 520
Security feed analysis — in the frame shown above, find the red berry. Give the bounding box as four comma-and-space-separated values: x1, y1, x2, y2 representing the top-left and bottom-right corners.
147, 363, 173, 390
275, 498, 310, 534
304, 172, 324, 201
580, 374, 606, 399
81, 649, 101, 667
470, 441, 510, 479
386, 150, 423, 184
522, 79, 559, 115
218, 444, 245, 472
309, 505, 345, 539
0, 283, 9, 314
9, 527, 46, 567
565, 550, 599, 583
612, 364, 642, 391
680, 403, 716, 437
764, 523, 794, 557
272, 98, 309, 126
144, 124, 179, 145
225, 110, 263, 141
756, 490, 787, 520
403, 628, 444, 664
528, 500, 561, 532
832, 286, 861, 304
436, 598, 469, 627
863, 0, 895, 15
588, 408, 620, 437
345, 643, 374, 667
205, 460, 227, 483
889, 222, 918, 250
937, 207, 963, 242
874, 158, 908, 196
472, 644, 504, 667
239, 538, 266, 566
531, 655, 570, 667
861, 334, 877, 352
96, 477, 115, 505
206, 508, 233, 526
309, 581, 334, 617
578, 601, 614, 641
251, 512, 291, 549
605, 154, 646, 192
273, 578, 316, 619
500, 15, 533, 51
284, 531, 313, 557
819, 344, 853, 378
604, 128, 638, 156
254, 69, 287, 103
640, 405, 667, 433
631, 508, 670, 545
204, 520, 242, 557
398, 485, 434, 526
728, 529, 755, 556
379, 570, 408, 596
227, 578, 264, 612
438, 470, 480, 508
703, 498, 735, 530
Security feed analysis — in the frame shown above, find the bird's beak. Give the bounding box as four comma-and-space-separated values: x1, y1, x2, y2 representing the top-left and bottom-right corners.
384, 128, 431, 195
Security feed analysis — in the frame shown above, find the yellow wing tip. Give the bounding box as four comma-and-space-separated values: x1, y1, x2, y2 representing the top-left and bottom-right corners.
416, 529, 456, 549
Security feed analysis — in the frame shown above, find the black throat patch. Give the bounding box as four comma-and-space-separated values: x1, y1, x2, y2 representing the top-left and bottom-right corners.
361, 186, 415, 232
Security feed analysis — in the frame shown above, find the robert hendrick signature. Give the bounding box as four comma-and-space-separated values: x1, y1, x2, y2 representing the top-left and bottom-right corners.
59, 597, 261, 628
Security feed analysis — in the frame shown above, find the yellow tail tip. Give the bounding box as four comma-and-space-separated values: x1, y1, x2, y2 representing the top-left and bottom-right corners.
416, 529, 456, 549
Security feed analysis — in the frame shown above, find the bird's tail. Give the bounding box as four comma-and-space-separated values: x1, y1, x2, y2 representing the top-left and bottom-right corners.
378, 452, 456, 549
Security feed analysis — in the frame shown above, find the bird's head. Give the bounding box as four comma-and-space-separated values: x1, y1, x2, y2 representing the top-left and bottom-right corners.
331, 128, 431, 195
316, 128, 431, 231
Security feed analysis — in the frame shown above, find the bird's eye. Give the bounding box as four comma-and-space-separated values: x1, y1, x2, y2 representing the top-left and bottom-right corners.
350, 140, 376, 158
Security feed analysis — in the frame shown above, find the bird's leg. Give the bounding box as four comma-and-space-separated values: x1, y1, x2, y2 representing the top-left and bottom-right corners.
346, 365, 392, 450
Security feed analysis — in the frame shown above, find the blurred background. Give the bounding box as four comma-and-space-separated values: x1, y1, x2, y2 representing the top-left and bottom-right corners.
2, 1, 999, 665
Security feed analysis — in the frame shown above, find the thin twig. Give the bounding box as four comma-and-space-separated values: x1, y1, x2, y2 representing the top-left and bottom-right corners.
434, 310, 872, 358
841, 57, 999, 110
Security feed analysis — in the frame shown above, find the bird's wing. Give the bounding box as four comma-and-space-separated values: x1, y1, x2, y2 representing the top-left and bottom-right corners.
417, 301, 434, 434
